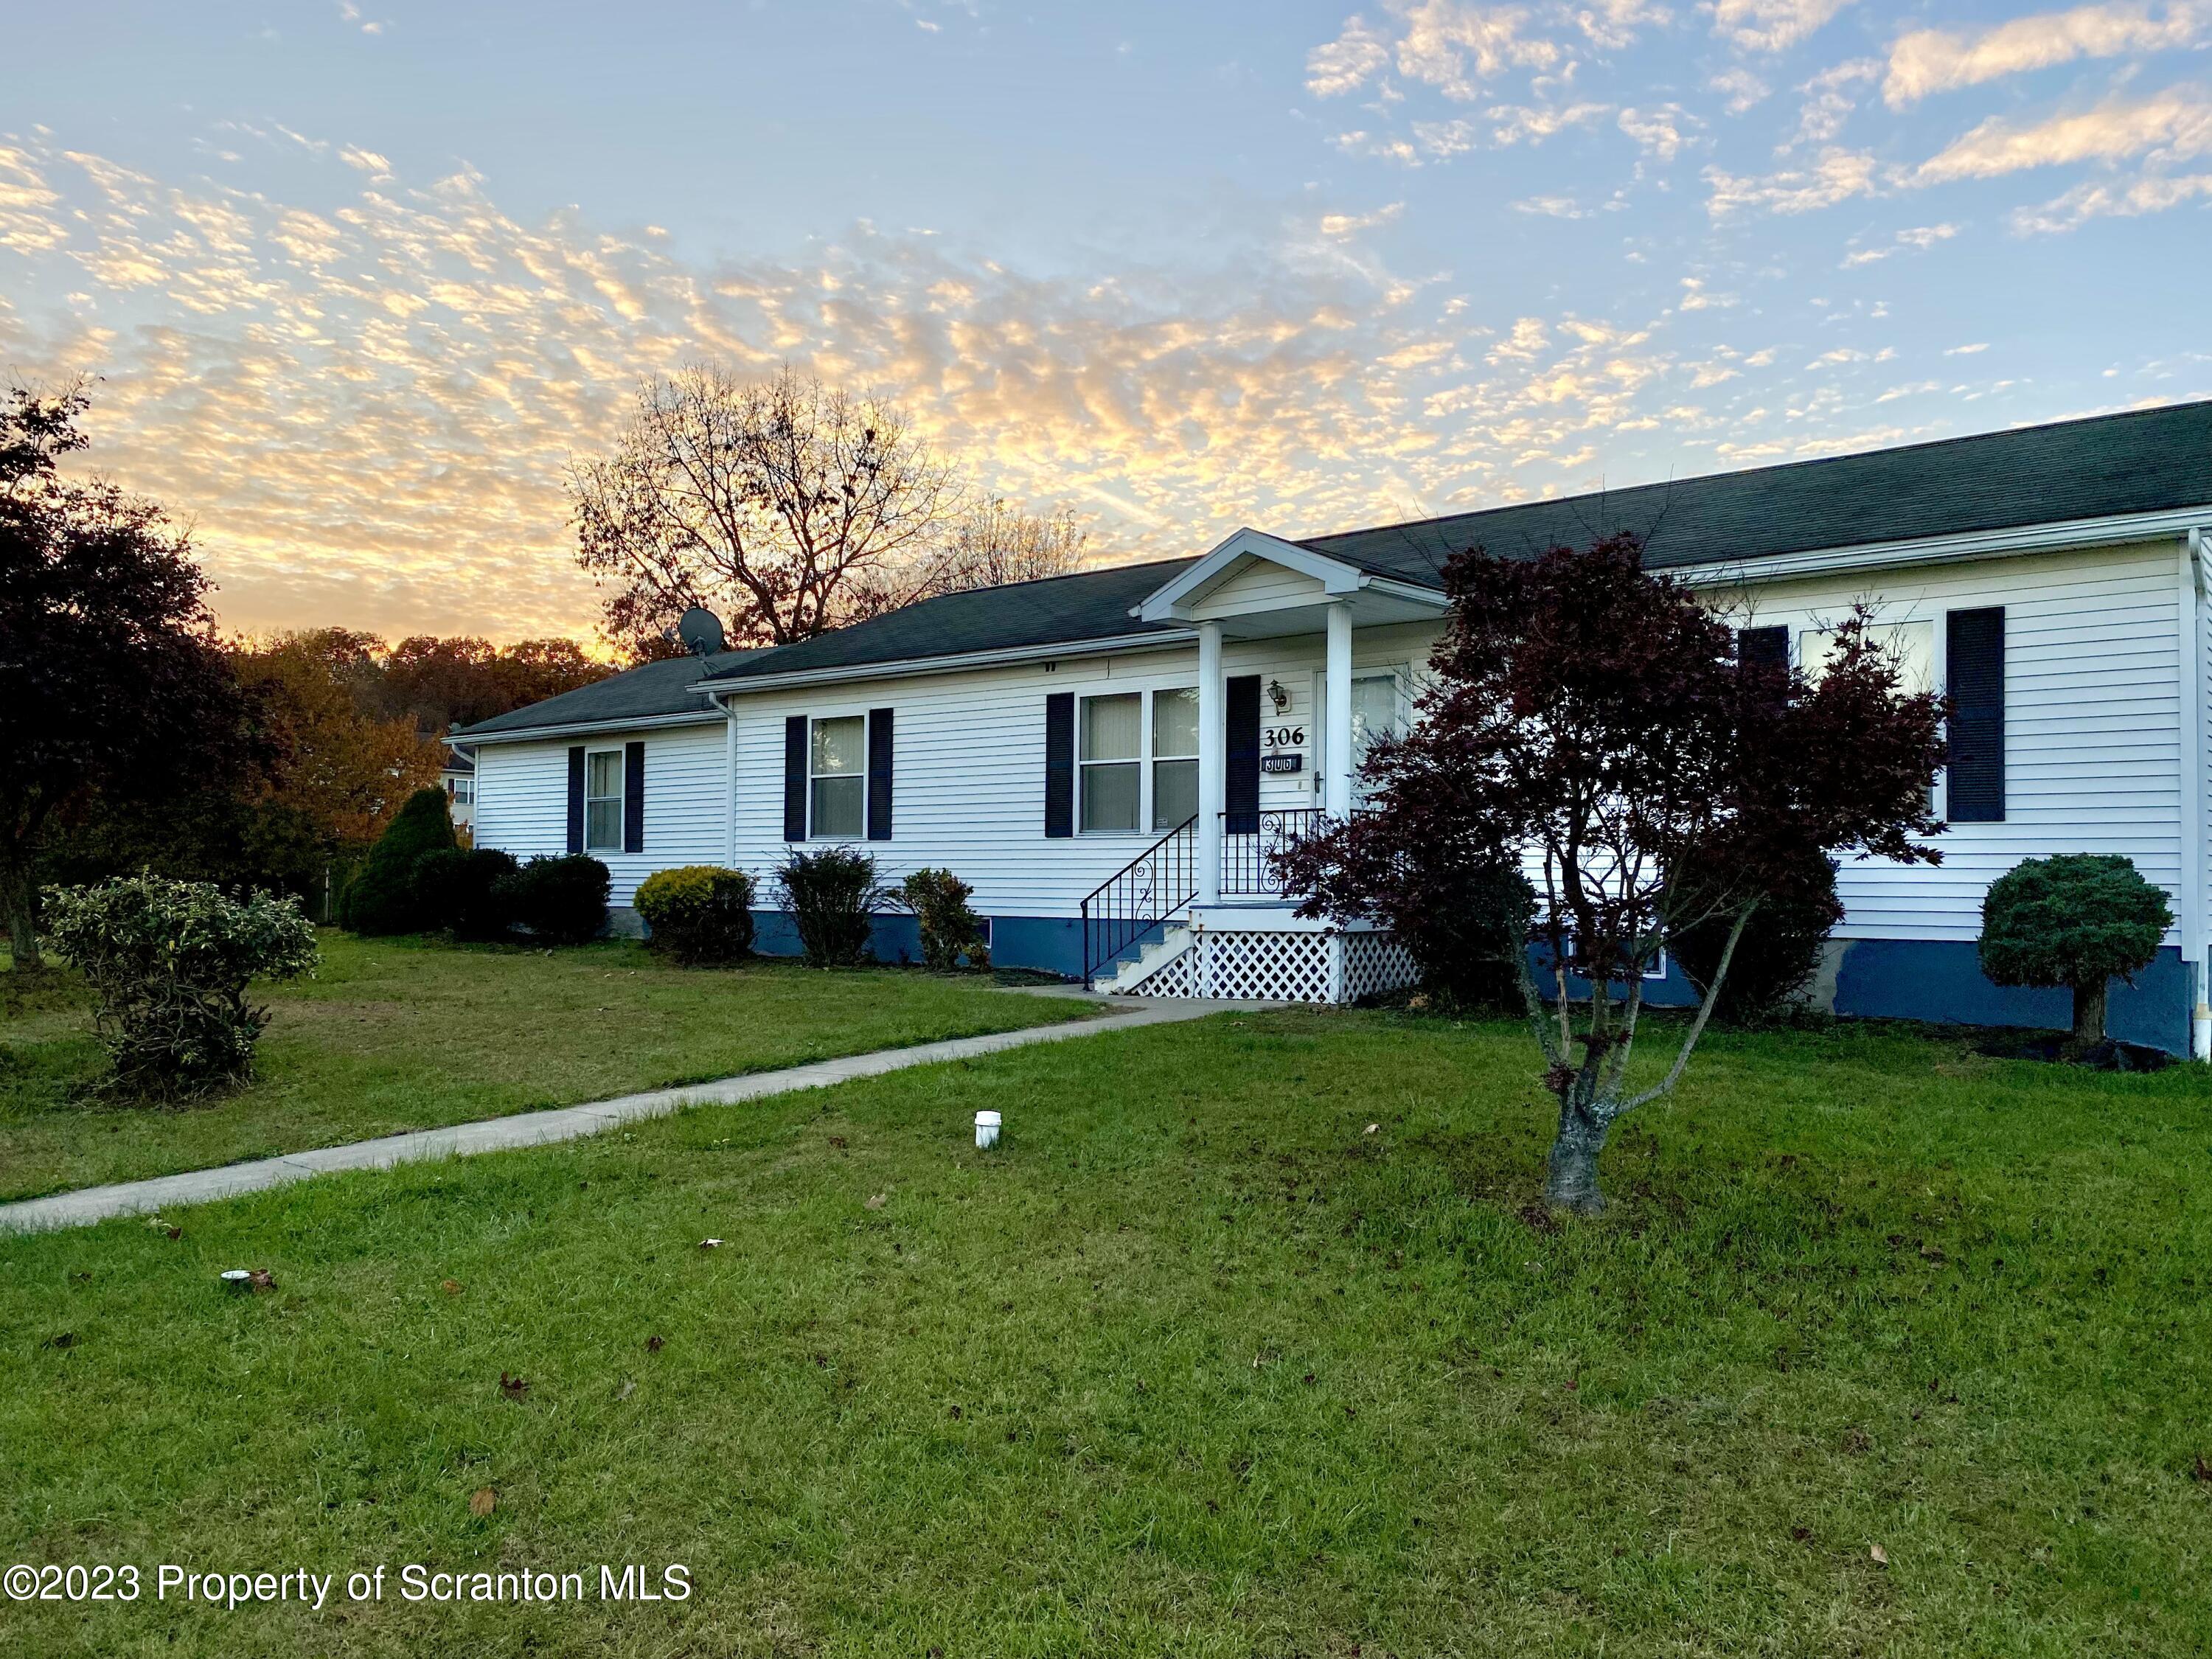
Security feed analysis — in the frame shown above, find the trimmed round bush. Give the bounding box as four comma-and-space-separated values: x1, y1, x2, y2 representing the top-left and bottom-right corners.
777, 848, 888, 968
897, 867, 990, 973
338, 786, 456, 936
44, 874, 319, 1099
412, 846, 520, 942
636, 865, 756, 964
494, 854, 610, 945
1980, 852, 2172, 1052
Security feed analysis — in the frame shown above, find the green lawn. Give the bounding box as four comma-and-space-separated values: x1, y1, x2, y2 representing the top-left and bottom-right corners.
4, 1009, 2211, 1655
0, 931, 1093, 1201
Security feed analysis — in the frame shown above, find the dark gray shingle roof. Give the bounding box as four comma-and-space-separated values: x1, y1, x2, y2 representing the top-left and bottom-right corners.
452, 650, 747, 737
459, 399, 2212, 738
700, 557, 1194, 686
1305, 397, 2212, 584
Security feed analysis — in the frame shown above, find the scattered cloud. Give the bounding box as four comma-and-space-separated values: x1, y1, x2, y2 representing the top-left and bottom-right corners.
1841, 221, 1958, 264
1306, 13, 1391, 95
1319, 201, 1408, 237
2013, 167, 2212, 228
1709, 0, 1854, 55
1619, 102, 1697, 160
1705, 146, 1881, 215
1947, 341, 1991, 354
1913, 85, 2212, 182
1884, 2, 2210, 108
1709, 66, 1772, 112
0, 133, 1766, 639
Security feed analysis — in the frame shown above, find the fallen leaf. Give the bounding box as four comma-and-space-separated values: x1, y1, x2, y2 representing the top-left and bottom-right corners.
441, 1279, 462, 1296
468, 1487, 495, 1517
2194, 1453, 2212, 1484
645, 1335, 665, 1353
42, 1332, 76, 1351
1869, 1543, 1889, 1567
498, 1372, 530, 1402
864, 1193, 886, 1211
165, 1227, 182, 1241
248, 1269, 276, 1293
1363, 1123, 1380, 1135
698, 1238, 723, 1250
828, 1135, 848, 1150
616, 1380, 636, 1401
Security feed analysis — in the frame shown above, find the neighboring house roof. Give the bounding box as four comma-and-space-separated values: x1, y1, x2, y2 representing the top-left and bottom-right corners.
440, 750, 475, 776
459, 399, 2212, 740
699, 557, 1195, 689
1305, 397, 2212, 585
452, 649, 748, 738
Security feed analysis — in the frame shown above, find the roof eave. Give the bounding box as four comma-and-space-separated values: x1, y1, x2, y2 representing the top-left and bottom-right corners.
698, 627, 1199, 700
1669, 502, 2212, 586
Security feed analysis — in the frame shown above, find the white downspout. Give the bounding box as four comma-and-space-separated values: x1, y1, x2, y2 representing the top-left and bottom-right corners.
1197, 620, 1224, 908
2185, 529, 2211, 1060
722, 694, 740, 872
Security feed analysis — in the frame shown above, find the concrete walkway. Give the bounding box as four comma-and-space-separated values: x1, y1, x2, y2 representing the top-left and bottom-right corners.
0, 996, 1256, 1236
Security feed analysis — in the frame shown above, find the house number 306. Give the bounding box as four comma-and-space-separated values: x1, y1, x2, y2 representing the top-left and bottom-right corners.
1265, 726, 1306, 748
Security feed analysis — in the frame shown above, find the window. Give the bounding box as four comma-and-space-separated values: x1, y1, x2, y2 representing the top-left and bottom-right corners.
1803, 619, 1938, 811
810, 715, 866, 838
1080, 693, 1142, 833
448, 777, 473, 806
1801, 619, 1933, 694
1151, 686, 1199, 830
584, 749, 623, 852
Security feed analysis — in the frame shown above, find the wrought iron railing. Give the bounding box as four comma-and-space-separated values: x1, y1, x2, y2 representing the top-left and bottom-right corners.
1079, 815, 1198, 981
1220, 807, 1324, 898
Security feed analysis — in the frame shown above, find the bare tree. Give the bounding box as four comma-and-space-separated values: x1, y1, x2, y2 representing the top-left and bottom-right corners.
910, 497, 1091, 597
569, 364, 959, 653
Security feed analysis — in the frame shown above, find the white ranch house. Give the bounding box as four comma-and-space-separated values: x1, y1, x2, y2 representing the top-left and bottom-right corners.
453, 402, 2212, 1054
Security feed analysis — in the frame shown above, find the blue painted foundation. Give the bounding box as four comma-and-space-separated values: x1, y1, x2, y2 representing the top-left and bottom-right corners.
740, 911, 1086, 979
1533, 937, 2191, 1054
1834, 939, 2188, 1054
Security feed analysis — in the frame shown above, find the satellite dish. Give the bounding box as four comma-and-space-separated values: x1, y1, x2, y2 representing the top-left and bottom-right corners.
677, 607, 726, 656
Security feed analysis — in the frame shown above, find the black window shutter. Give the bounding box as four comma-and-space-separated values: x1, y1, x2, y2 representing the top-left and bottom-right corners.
1947, 606, 2006, 823
566, 746, 585, 854
1043, 692, 1075, 838
783, 716, 808, 842
622, 740, 645, 853
1225, 675, 1261, 834
1736, 625, 1790, 675
866, 707, 894, 841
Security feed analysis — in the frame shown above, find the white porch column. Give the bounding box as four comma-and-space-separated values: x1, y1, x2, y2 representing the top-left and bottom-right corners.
1324, 599, 1354, 818
1197, 619, 1224, 905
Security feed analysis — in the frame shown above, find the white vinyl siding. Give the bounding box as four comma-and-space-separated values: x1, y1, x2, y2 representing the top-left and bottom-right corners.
472, 722, 727, 908
1725, 539, 2188, 944
467, 540, 2194, 951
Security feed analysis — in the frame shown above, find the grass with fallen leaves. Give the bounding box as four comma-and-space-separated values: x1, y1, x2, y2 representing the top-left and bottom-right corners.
4, 1008, 2211, 1655
0, 931, 1090, 1200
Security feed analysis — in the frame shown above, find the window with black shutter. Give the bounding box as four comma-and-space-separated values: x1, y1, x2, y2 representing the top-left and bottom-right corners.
1043, 692, 1075, 838
1224, 675, 1261, 834
866, 708, 894, 841
1946, 606, 2006, 822
782, 715, 808, 841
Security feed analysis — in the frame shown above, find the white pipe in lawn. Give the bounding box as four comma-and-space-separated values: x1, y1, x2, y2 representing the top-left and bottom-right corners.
974, 1110, 1001, 1150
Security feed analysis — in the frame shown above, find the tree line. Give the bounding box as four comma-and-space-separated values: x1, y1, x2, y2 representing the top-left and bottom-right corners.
1, 384, 613, 965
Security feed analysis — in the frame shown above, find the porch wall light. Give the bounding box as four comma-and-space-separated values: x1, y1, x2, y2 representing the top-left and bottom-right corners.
1265, 679, 1290, 713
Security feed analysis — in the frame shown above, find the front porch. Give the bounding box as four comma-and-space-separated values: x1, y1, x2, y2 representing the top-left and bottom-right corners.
1078, 529, 1448, 1001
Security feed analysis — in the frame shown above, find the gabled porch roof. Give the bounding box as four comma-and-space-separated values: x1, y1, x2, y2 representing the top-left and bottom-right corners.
1131, 527, 1450, 639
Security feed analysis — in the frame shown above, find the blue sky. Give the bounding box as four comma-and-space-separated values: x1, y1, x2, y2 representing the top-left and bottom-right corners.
6, 1, 2208, 641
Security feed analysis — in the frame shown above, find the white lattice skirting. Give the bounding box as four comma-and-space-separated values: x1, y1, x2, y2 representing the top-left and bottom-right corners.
1121, 926, 1421, 1004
